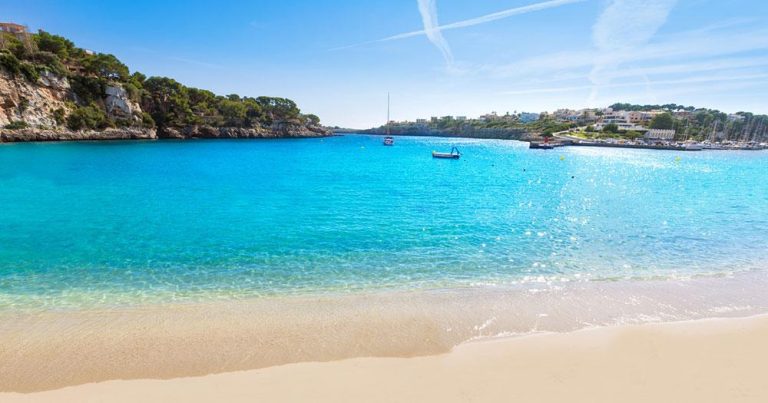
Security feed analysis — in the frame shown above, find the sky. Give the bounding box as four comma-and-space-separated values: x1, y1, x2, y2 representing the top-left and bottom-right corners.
4, 0, 768, 128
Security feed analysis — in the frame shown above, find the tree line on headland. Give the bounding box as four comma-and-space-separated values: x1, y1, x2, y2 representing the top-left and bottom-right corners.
364, 103, 768, 143
0, 29, 325, 138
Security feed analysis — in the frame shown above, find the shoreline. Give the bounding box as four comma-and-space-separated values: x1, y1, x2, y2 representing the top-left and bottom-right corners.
3, 314, 768, 402
2, 271, 768, 393
340, 132, 768, 151
0, 126, 332, 143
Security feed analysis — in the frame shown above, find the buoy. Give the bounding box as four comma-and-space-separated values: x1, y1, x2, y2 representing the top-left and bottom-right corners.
560, 156, 566, 161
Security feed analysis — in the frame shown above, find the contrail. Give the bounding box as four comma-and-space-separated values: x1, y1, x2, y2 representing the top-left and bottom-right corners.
417, 0, 453, 65
331, 0, 586, 50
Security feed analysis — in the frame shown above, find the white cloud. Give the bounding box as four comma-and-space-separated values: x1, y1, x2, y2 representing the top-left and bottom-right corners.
485, 28, 768, 79
497, 56, 768, 87
588, 0, 678, 103
501, 72, 768, 95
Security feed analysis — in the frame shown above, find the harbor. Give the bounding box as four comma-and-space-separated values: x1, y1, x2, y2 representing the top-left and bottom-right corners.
542, 133, 768, 151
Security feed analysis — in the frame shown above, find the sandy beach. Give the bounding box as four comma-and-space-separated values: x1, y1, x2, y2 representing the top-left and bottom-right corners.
2, 314, 766, 403
3, 272, 768, 394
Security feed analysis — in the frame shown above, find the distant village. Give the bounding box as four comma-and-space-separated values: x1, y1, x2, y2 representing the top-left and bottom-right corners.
377, 104, 767, 151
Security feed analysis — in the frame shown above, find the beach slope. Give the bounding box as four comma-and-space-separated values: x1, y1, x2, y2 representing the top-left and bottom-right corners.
3, 315, 767, 403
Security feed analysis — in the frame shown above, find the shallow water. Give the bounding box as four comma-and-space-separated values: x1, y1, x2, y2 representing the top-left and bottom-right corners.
1, 135, 767, 309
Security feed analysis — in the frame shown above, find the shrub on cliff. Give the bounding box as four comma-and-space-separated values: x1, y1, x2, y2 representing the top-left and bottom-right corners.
304, 114, 320, 126
4, 121, 29, 130
142, 77, 194, 128
141, 112, 155, 128
67, 104, 109, 131
18, 62, 39, 82
53, 108, 66, 126
0, 51, 38, 82
34, 31, 75, 60
82, 53, 129, 81
1, 33, 28, 59
29, 51, 67, 76
218, 98, 248, 126
71, 75, 106, 105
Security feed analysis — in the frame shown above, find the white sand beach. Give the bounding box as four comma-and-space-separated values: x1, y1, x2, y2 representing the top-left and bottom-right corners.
3, 314, 767, 403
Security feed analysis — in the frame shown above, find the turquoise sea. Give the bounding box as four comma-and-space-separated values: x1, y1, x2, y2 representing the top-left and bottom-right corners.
1, 135, 767, 310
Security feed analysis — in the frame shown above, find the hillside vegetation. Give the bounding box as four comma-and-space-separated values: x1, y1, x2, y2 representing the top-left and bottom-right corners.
0, 30, 325, 138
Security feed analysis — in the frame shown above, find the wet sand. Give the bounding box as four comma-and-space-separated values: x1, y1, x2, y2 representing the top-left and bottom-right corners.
2, 314, 768, 402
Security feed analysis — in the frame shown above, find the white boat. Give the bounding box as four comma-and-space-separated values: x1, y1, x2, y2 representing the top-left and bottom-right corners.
432, 147, 461, 159
684, 142, 703, 151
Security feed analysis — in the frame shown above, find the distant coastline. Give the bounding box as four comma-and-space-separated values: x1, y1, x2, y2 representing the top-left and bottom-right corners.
356, 126, 532, 141
357, 103, 768, 148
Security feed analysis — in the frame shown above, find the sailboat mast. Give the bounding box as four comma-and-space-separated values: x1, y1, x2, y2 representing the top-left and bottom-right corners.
386, 92, 390, 136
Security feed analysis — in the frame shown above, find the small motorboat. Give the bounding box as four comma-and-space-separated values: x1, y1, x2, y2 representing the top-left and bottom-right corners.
432, 147, 461, 159
383, 136, 394, 146
529, 142, 554, 149
683, 142, 703, 151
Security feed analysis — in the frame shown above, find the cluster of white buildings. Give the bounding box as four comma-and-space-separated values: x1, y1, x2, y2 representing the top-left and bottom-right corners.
543, 107, 671, 132
593, 110, 649, 131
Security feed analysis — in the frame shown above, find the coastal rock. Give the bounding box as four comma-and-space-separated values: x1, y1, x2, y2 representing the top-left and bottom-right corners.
0, 127, 157, 142
160, 127, 185, 139
161, 124, 332, 139
0, 70, 72, 128
104, 85, 140, 121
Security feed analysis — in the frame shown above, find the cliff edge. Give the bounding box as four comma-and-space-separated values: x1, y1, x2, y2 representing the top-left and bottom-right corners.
0, 28, 330, 142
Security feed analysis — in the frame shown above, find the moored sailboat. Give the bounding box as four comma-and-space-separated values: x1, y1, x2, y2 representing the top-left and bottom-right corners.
383, 93, 394, 146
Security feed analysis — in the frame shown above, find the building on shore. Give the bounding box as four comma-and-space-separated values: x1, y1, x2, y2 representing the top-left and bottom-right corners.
0, 22, 33, 52
727, 113, 745, 122
519, 112, 539, 123
644, 129, 676, 141
674, 110, 694, 119
594, 110, 648, 131
594, 122, 647, 131
0, 22, 27, 35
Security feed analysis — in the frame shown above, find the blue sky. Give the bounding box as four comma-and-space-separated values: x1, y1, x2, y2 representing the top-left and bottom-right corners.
4, 0, 768, 127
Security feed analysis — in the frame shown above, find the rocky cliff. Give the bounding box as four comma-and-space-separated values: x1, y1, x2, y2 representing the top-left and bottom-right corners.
0, 67, 330, 142
0, 28, 330, 143
0, 69, 70, 128
163, 123, 329, 140
0, 127, 156, 142
0, 69, 153, 142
